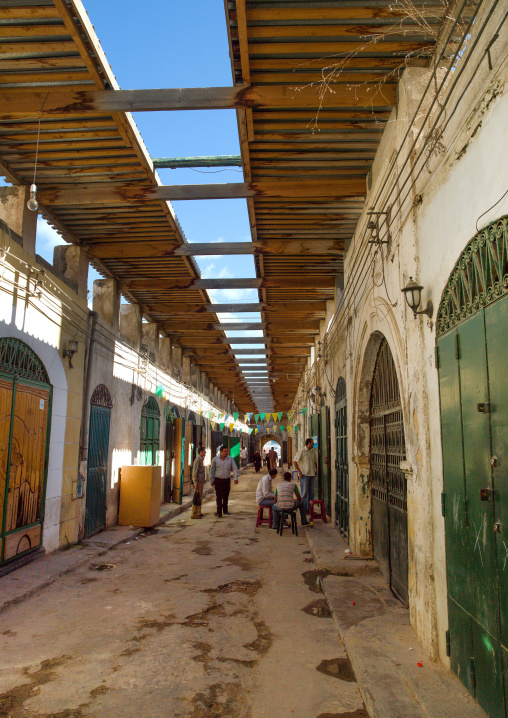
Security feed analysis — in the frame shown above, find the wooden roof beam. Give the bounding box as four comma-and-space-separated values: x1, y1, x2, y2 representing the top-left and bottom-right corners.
37, 180, 365, 205
86, 239, 345, 260
0, 84, 395, 119
123, 276, 336, 291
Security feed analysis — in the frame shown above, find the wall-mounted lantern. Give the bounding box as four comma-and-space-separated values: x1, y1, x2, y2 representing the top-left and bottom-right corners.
63, 339, 79, 368
401, 277, 433, 319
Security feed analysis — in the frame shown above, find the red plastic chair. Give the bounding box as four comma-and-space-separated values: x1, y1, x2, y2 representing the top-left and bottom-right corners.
310, 499, 327, 523
256, 505, 273, 528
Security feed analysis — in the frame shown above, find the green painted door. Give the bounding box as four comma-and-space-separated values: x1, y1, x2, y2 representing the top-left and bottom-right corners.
485, 298, 508, 715
438, 306, 507, 716
140, 397, 160, 466
310, 412, 320, 495
320, 404, 331, 515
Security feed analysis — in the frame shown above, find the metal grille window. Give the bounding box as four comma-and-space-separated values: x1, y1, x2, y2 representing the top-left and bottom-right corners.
140, 397, 160, 466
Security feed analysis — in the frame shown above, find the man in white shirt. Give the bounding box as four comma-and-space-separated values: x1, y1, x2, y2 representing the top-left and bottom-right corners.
240, 446, 248, 467
210, 445, 239, 517
294, 438, 318, 512
256, 468, 277, 509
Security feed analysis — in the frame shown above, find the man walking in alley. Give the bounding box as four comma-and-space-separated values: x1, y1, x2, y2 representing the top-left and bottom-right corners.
191, 446, 206, 519
210, 445, 239, 517
294, 438, 318, 512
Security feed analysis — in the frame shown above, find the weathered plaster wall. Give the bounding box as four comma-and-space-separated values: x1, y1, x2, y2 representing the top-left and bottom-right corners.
0, 224, 88, 553
289, 12, 508, 666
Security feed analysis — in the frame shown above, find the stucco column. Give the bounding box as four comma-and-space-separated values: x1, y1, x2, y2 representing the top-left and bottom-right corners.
0, 185, 37, 257
172, 344, 182, 378
120, 303, 141, 347
92, 278, 120, 329
141, 321, 159, 359
53, 244, 89, 301
159, 337, 172, 371
182, 355, 191, 384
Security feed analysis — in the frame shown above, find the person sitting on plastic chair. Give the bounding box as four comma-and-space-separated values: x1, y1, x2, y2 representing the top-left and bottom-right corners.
271, 471, 310, 531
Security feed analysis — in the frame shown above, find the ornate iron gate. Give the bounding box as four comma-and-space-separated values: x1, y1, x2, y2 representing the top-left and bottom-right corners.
140, 397, 160, 466
84, 385, 112, 538
0, 338, 52, 565
335, 377, 349, 538
370, 338, 408, 606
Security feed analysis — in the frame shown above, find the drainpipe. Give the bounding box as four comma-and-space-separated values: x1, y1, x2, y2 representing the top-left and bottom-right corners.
79, 310, 98, 464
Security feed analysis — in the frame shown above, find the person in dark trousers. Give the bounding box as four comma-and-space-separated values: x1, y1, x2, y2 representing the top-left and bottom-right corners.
253, 450, 262, 473
210, 445, 239, 517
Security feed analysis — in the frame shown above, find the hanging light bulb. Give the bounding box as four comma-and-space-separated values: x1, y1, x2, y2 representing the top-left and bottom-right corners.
27, 183, 38, 212
27, 118, 41, 212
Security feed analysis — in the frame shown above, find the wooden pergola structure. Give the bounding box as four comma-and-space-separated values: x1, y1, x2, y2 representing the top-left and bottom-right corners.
0, 0, 448, 411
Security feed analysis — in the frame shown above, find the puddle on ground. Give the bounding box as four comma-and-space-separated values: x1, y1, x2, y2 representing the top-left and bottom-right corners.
205, 579, 261, 596
243, 620, 273, 656
317, 710, 369, 718
316, 657, 356, 681
302, 598, 332, 618
191, 681, 244, 718
137, 614, 176, 633
184, 602, 225, 628
302, 569, 332, 593
302, 568, 352, 592
91, 563, 115, 572
225, 553, 255, 571
0, 655, 73, 716
193, 541, 212, 556
164, 574, 188, 582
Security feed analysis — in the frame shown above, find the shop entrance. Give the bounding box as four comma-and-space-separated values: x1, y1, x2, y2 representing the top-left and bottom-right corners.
0, 339, 52, 566
370, 338, 408, 606
437, 217, 508, 717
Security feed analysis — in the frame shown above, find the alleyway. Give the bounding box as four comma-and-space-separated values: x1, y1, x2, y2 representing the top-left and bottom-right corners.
0, 468, 367, 718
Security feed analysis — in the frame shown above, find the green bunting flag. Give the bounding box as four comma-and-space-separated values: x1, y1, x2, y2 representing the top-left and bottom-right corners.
302, 407, 308, 416
249, 428, 254, 434
295, 425, 298, 433
255, 413, 260, 422
277, 412, 282, 421
260, 412, 266, 421
280, 425, 285, 433
220, 422, 225, 431
233, 412, 239, 421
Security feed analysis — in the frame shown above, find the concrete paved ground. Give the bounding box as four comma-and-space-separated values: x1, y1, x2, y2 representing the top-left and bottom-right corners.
0, 468, 367, 718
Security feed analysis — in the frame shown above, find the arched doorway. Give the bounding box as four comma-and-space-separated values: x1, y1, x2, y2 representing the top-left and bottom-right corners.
0, 338, 52, 565
437, 216, 508, 717
260, 434, 282, 469
140, 397, 160, 466
335, 377, 348, 538
84, 384, 112, 538
370, 337, 408, 606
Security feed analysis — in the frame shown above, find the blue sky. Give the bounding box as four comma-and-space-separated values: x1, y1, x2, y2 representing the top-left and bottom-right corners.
14, 1, 267, 397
